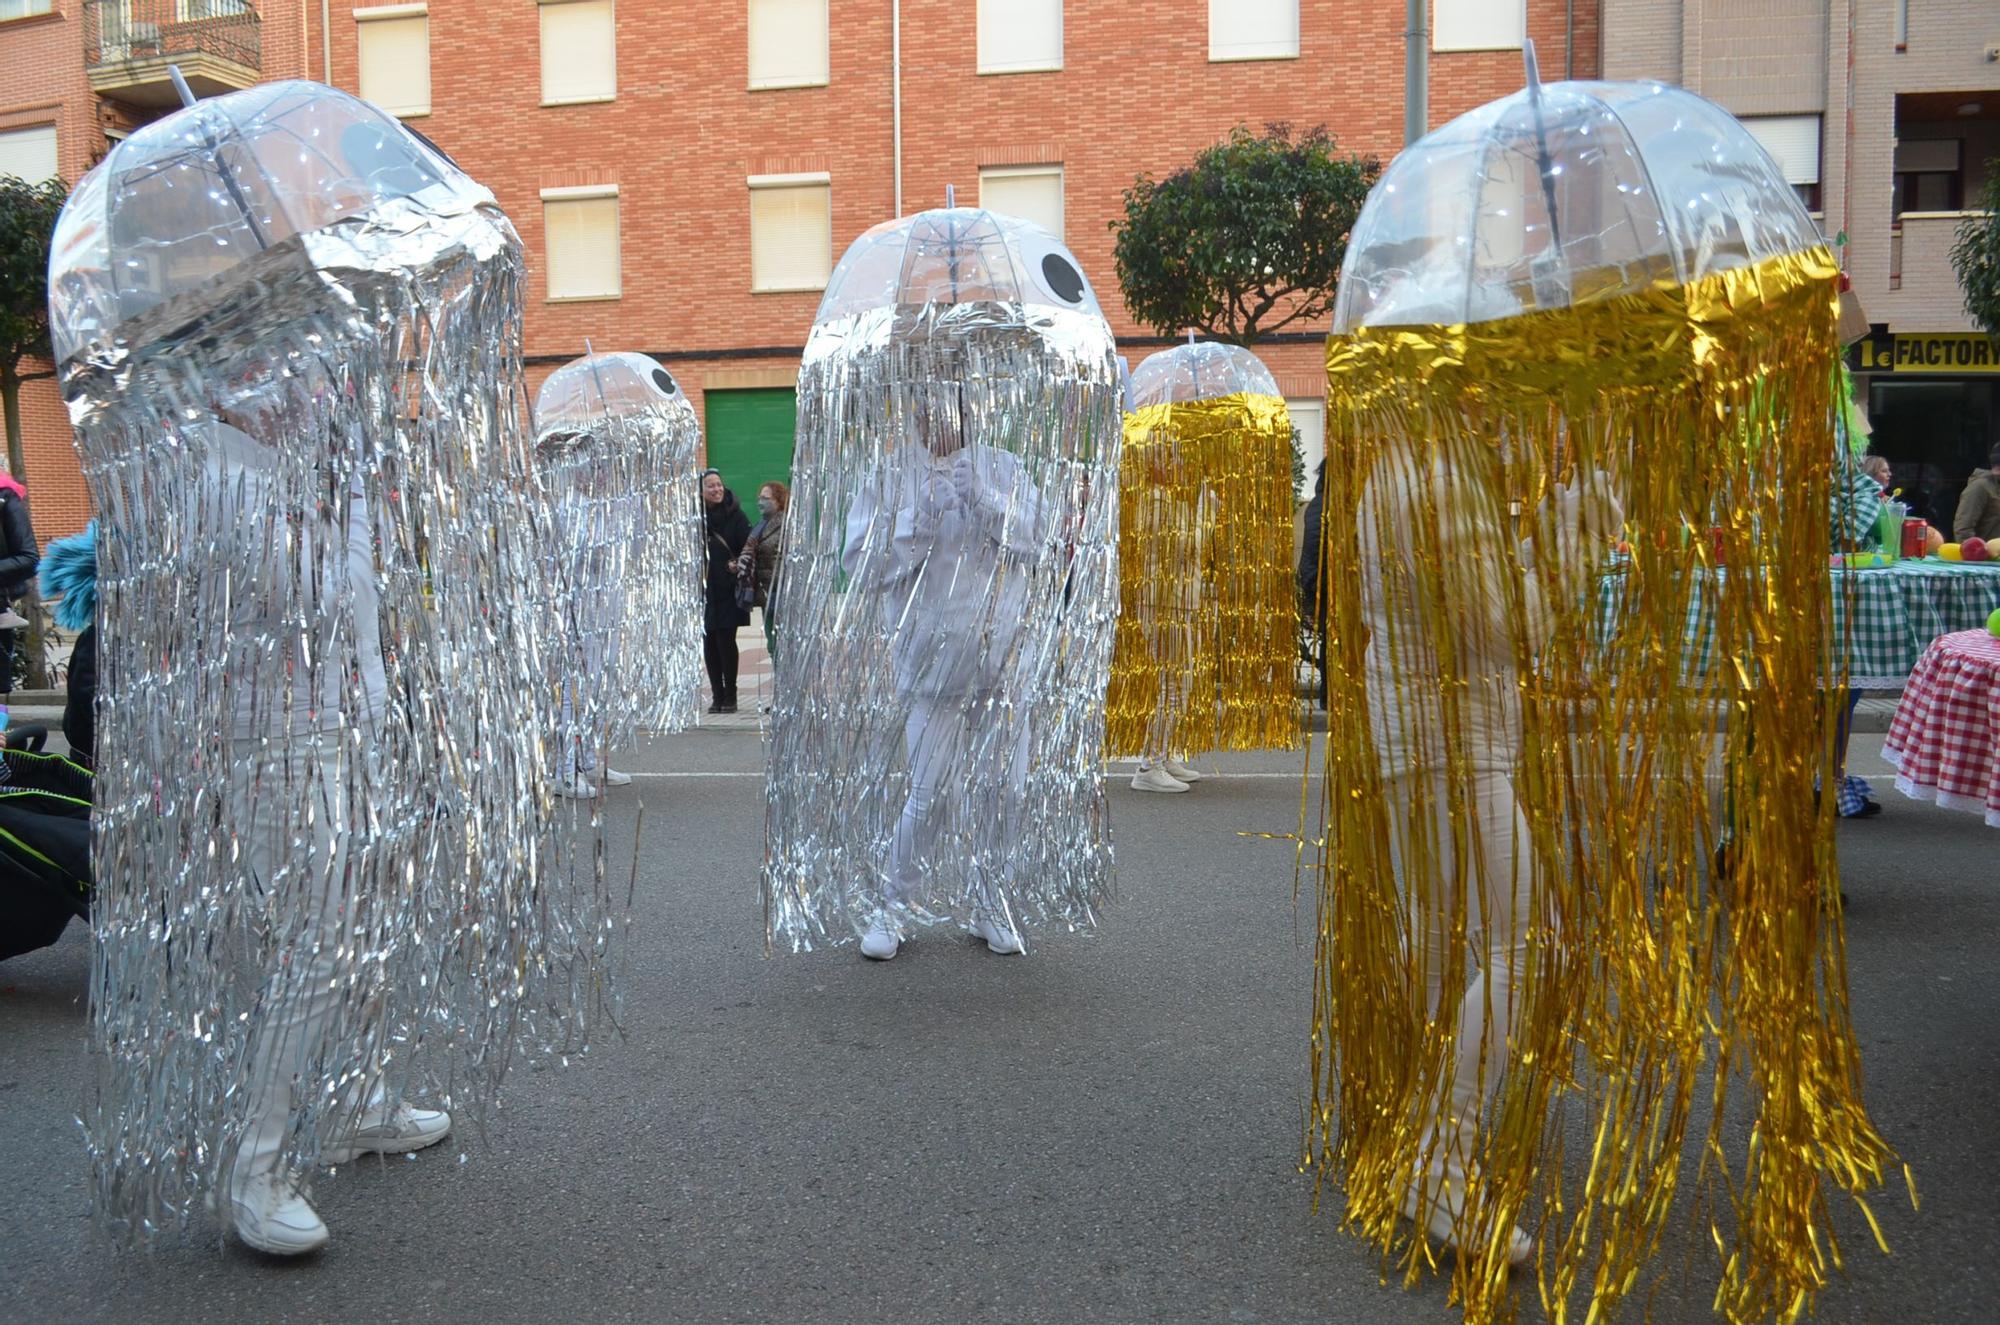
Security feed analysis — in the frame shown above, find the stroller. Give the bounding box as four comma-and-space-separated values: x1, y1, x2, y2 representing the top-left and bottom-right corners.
0, 736, 92, 961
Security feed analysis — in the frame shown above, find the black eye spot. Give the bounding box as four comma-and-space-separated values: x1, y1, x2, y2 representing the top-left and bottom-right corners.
1040, 253, 1084, 304
652, 367, 677, 395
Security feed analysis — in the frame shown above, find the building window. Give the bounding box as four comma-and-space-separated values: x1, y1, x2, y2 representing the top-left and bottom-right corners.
978, 0, 1061, 74
0, 123, 57, 183
747, 0, 829, 90
542, 185, 622, 300
540, 0, 616, 105
1742, 115, 1823, 213
1287, 398, 1324, 501
748, 174, 832, 292
1893, 138, 1963, 215
0, 2, 55, 20
1208, 0, 1296, 62
1433, 0, 1524, 52
356, 5, 431, 118
979, 165, 1064, 239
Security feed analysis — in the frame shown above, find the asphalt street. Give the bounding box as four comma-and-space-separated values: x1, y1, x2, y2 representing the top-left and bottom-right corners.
1, 730, 1992, 1324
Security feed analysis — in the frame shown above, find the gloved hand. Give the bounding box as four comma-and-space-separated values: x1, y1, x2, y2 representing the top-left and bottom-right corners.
912, 470, 956, 537
949, 450, 981, 511
1525, 468, 1624, 570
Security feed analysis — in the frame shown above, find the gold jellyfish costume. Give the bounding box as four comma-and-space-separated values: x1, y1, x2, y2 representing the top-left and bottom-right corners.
1106, 341, 1303, 764
1306, 69, 1898, 1323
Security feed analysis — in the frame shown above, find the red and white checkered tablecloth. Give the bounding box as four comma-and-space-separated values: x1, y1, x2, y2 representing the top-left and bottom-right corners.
1883, 628, 2000, 828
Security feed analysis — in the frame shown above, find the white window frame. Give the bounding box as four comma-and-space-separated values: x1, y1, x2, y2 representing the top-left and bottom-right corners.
0, 123, 58, 184
977, 0, 1063, 75
354, 4, 432, 119
978, 164, 1065, 240
747, 0, 830, 91
747, 172, 833, 293
1286, 398, 1325, 502
539, 0, 617, 107
0, 1, 56, 20
1207, 0, 1298, 63
541, 183, 623, 302
1432, 0, 1525, 53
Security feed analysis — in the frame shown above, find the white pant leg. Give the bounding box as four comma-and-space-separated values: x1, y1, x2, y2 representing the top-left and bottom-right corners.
231, 740, 362, 1189
888, 694, 964, 904
1384, 764, 1533, 1179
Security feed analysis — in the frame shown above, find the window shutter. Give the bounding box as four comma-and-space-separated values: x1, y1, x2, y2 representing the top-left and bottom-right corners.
1893, 138, 1960, 175
748, 0, 829, 89
0, 124, 58, 183
1208, 0, 1298, 61
978, 0, 1062, 74
1742, 115, 1822, 186
1433, 0, 1525, 52
749, 180, 832, 291
543, 191, 622, 299
980, 167, 1064, 240
357, 11, 432, 117
541, 0, 617, 105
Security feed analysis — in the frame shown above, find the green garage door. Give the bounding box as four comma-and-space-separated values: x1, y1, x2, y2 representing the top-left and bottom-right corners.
704, 387, 797, 509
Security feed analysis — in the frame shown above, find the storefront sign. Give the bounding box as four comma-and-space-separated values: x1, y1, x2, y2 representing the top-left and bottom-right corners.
1850, 332, 2000, 373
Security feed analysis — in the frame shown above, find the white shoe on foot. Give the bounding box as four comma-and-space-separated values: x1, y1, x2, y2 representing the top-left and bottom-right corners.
1162, 757, 1204, 783
860, 914, 901, 961
970, 913, 1025, 955
230, 1172, 329, 1256
1400, 1171, 1532, 1269
600, 767, 632, 786
1131, 765, 1190, 794
323, 1103, 452, 1165
555, 773, 598, 799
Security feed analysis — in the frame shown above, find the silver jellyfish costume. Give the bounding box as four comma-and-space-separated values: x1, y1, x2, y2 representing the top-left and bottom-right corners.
762, 207, 1122, 950
48, 81, 616, 1240
534, 352, 705, 780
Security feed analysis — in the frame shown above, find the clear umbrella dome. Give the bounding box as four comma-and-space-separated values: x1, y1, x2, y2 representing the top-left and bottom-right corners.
1129, 342, 1280, 409
813, 206, 1105, 327
48, 79, 485, 364
535, 352, 691, 436
1332, 79, 1824, 332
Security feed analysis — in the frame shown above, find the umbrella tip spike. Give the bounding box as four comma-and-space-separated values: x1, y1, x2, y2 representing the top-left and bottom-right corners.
946, 183, 956, 209
169, 65, 197, 108
1523, 39, 1543, 94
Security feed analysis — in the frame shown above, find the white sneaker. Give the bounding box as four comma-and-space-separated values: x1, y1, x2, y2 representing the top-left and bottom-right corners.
1400, 1171, 1532, 1269
323, 1103, 453, 1165
1163, 757, 1204, 783
970, 912, 1025, 955
555, 773, 598, 799
859, 914, 901, 961
1131, 765, 1190, 794
600, 767, 632, 786
230, 1171, 329, 1256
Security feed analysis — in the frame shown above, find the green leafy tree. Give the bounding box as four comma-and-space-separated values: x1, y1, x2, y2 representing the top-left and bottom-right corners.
1111, 124, 1379, 345
0, 173, 70, 689
1950, 160, 2000, 341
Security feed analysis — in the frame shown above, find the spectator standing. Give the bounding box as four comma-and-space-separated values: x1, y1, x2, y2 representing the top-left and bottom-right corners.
1952, 444, 2000, 544
735, 481, 788, 667
0, 473, 41, 702
701, 468, 751, 713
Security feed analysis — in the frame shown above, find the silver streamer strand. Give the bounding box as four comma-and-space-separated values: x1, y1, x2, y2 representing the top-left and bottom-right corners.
762, 207, 1122, 951
533, 351, 705, 763
48, 82, 619, 1243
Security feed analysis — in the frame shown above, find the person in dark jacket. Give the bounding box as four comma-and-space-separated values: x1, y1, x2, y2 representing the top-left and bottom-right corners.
701, 468, 752, 713
1951, 444, 2000, 544
1296, 460, 1328, 708
0, 474, 41, 694
733, 480, 788, 666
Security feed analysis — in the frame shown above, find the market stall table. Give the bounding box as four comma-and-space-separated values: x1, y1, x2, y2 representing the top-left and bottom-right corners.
1883, 627, 2000, 828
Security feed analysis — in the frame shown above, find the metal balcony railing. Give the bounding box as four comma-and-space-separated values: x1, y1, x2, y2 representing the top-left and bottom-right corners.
83, 1, 260, 74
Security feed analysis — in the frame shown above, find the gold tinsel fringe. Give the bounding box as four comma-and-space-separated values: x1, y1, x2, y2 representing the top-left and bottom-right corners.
1307, 247, 1897, 1324
1106, 392, 1304, 756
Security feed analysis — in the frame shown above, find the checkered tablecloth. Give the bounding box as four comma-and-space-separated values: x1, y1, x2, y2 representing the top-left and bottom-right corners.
1595, 560, 2000, 689
1882, 629, 2000, 828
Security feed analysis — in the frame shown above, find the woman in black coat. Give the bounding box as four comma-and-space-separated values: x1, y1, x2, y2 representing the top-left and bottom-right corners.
0, 474, 41, 693
701, 468, 752, 713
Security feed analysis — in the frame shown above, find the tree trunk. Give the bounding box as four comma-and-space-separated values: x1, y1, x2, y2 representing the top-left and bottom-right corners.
0, 368, 50, 693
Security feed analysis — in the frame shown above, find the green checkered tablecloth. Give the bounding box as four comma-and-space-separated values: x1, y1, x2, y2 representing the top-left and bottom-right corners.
1594, 559, 2000, 689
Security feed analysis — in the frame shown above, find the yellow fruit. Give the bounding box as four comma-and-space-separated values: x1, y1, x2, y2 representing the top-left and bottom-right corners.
1940, 543, 1963, 562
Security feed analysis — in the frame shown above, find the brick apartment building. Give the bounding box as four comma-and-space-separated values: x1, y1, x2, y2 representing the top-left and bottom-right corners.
1604, 0, 2000, 532
3, 0, 1599, 540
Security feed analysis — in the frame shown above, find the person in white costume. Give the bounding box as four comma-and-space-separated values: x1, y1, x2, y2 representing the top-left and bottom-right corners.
194, 412, 451, 1256
1129, 458, 1217, 793
1352, 279, 1621, 1268
840, 411, 1050, 960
